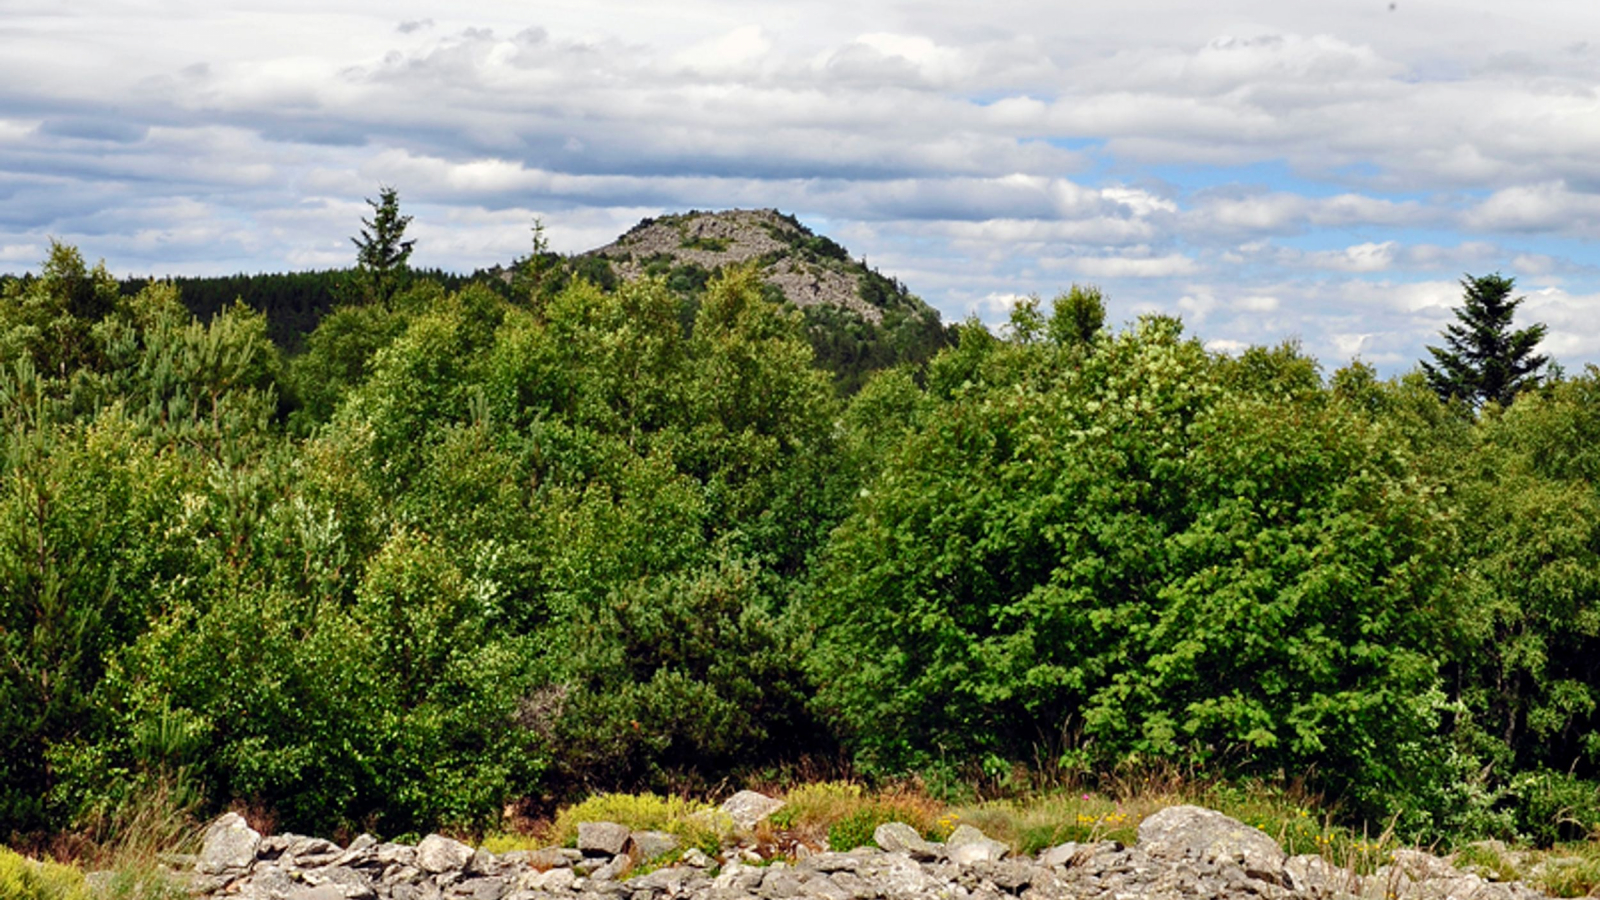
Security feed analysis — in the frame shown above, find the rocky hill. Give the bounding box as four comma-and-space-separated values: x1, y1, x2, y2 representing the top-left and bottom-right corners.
582, 210, 950, 392
587, 209, 917, 324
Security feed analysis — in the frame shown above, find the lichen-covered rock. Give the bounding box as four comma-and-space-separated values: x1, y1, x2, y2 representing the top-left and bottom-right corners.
629, 830, 680, 862
198, 812, 262, 875
188, 806, 1561, 900
416, 834, 475, 874
578, 821, 632, 856
1138, 804, 1287, 885
946, 824, 1007, 865
721, 790, 786, 831
872, 822, 940, 860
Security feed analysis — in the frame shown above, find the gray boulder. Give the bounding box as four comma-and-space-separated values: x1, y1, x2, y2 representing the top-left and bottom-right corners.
198, 812, 262, 875
1038, 841, 1081, 868
721, 791, 786, 830
416, 834, 475, 874
946, 824, 1008, 865
578, 821, 632, 856
1138, 804, 1287, 885
871, 822, 940, 860
629, 830, 680, 862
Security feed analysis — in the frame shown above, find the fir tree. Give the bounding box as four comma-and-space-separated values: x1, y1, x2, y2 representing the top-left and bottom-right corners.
351, 185, 415, 304
1422, 272, 1548, 408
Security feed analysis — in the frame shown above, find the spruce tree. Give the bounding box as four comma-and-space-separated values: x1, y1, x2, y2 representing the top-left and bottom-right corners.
351, 186, 415, 304
1422, 272, 1548, 408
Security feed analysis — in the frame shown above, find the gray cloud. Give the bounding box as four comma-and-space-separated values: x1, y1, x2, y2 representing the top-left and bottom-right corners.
2, 1, 1599, 372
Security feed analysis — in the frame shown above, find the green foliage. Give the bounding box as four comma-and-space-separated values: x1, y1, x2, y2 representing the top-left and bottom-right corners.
1423, 273, 1548, 408
809, 312, 1453, 824
680, 235, 730, 252
1047, 285, 1105, 348
545, 554, 818, 787
1506, 770, 1600, 847
548, 793, 722, 847
10, 238, 1600, 853
0, 847, 90, 900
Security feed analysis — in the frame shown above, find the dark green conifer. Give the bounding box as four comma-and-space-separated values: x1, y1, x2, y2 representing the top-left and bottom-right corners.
1422, 272, 1548, 407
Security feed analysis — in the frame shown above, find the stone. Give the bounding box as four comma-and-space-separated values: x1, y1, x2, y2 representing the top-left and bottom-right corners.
1038, 842, 1081, 869
630, 830, 680, 862
580, 822, 634, 857
331, 835, 382, 870
1137, 804, 1286, 886
179, 802, 1569, 900
417, 834, 476, 874
452, 876, 510, 900
304, 864, 377, 898
593, 855, 632, 882
872, 822, 940, 860
526, 847, 574, 869
534, 866, 578, 892
378, 844, 418, 867
468, 848, 504, 876
721, 790, 786, 830
287, 835, 343, 864
198, 812, 263, 875
1285, 852, 1347, 895
393, 884, 445, 900
946, 825, 1007, 865
286, 887, 347, 900
628, 866, 696, 893
826, 871, 872, 899
801, 877, 852, 900
758, 868, 806, 899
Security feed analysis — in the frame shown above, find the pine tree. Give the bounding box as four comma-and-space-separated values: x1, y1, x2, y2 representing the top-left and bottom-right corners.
351, 186, 415, 304
1422, 272, 1548, 408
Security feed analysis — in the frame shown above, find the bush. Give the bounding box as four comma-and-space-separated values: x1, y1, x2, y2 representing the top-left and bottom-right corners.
0, 847, 90, 900
549, 793, 724, 850
809, 317, 1453, 826
1508, 770, 1600, 847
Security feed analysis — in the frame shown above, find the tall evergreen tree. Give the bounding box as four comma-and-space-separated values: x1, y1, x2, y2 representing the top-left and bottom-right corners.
1422, 272, 1548, 408
351, 185, 415, 304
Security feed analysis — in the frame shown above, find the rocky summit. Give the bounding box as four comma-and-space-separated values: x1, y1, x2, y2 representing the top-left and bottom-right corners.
187, 799, 1553, 900
586, 209, 926, 325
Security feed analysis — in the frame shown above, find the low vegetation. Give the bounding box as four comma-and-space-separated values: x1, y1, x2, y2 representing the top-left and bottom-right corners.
3, 230, 1600, 895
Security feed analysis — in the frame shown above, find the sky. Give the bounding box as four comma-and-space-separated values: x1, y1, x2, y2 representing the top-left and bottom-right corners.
4, 1, 1600, 374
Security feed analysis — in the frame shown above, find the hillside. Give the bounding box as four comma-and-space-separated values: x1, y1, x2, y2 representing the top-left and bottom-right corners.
583, 209, 950, 391
588, 209, 909, 322
86, 209, 949, 392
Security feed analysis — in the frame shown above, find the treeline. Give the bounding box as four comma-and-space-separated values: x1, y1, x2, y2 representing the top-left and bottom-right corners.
2, 245, 1599, 849
110, 268, 481, 352
85, 254, 948, 393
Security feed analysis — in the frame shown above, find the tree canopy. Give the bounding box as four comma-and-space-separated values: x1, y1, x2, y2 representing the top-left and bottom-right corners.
4, 238, 1598, 850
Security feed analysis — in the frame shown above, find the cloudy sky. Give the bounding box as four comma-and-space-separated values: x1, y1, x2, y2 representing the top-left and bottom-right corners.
4, 1, 1600, 372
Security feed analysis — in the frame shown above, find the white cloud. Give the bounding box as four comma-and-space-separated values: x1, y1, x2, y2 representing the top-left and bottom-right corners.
675, 25, 772, 71
1071, 254, 1200, 278
5, 2, 1600, 372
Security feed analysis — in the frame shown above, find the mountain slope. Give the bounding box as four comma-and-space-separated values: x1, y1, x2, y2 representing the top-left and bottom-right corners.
585, 209, 950, 391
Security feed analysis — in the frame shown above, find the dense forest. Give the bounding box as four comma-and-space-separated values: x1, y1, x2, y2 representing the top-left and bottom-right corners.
2, 236, 1599, 853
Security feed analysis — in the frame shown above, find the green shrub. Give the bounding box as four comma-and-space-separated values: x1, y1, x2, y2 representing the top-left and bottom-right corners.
1508, 771, 1600, 847
0, 847, 90, 900
549, 793, 725, 850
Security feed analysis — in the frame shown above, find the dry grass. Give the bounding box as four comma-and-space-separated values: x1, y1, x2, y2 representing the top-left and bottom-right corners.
2, 774, 202, 900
